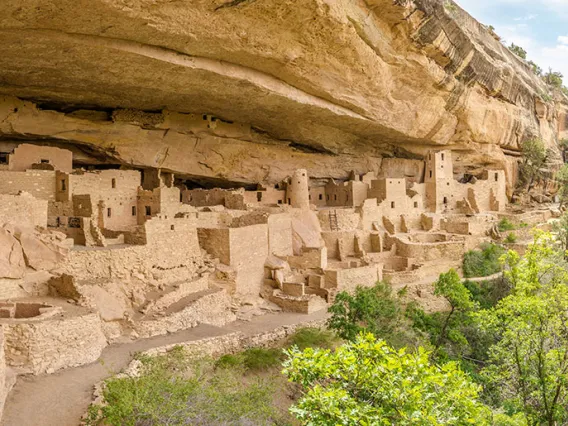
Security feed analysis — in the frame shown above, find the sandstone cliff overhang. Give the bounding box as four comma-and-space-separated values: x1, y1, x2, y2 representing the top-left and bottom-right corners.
0, 0, 564, 183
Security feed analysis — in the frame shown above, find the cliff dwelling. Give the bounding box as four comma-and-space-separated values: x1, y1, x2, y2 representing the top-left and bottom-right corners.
0, 0, 566, 424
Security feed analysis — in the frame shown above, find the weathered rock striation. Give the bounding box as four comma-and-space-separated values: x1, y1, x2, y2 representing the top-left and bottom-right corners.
0, 0, 565, 190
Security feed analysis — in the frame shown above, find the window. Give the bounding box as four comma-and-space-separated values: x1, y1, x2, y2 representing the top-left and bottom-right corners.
202, 114, 207, 120
180, 192, 183, 202
302, 173, 306, 176
145, 206, 151, 216
447, 182, 450, 186
441, 153, 444, 161
414, 201, 418, 208
132, 206, 136, 216
334, 195, 337, 201
0, 152, 8, 164
111, 178, 116, 189
288, 198, 291, 204
277, 200, 282, 204
107, 208, 112, 217
391, 202, 395, 208
495, 173, 499, 182
40, 159, 49, 164
171, 225, 175, 231
60, 179, 66, 191
443, 197, 448, 204
319, 194, 323, 200
429, 171, 432, 178
257, 191, 263, 202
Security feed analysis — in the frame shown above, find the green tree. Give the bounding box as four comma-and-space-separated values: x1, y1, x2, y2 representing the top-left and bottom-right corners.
480, 232, 568, 425
556, 163, 568, 207
544, 68, 564, 88
518, 138, 547, 192
433, 269, 476, 352
509, 43, 527, 59
283, 333, 493, 425
326, 282, 419, 348
528, 60, 542, 76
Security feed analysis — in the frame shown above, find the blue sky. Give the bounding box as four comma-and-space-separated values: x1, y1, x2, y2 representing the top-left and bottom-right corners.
457, 0, 568, 80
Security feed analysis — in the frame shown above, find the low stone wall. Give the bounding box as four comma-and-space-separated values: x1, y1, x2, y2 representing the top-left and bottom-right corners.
133, 289, 236, 338
3, 311, 107, 375
324, 264, 382, 292
394, 236, 465, 262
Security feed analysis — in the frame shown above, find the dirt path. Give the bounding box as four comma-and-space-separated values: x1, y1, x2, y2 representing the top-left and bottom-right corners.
1, 310, 328, 426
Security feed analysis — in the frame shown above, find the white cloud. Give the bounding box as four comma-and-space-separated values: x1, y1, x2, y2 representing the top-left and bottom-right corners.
513, 14, 538, 21
558, 35, 568, 45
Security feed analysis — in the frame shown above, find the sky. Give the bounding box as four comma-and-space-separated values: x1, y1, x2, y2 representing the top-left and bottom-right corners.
456, 0, 568, 80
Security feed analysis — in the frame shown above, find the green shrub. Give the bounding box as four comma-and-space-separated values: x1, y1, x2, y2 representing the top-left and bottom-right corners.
215, 353, 244, 369
327, 281, 422, 349
519, 222, 529, 228
87, 348, 290, 426
498, 218, 516, 232
504, 233, 517, 244
287, 327, 338, 350
463, 243, 505, 278
242, 347, 283, 371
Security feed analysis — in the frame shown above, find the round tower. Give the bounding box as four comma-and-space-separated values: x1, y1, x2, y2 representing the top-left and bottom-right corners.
287, 169, 310, 209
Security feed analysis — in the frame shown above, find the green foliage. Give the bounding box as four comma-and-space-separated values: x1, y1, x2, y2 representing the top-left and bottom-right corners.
463, 243, 505, 278
287, 327, 338, 351
556, 163, 568, 207
463, 278, 511, 310
480, 232, 568, 425
508, 43, 527, 59
241, 347, 284, 372
544, 68, 564, 88
504, 233, 517, 244
87, 347, 288, 426
282, 333, 493, 425
529, 61, 543, 77
518, 139, 547, 191
553, 211, 568, 253
432, 269, 476, 352
326, 282, 420, 348
498, 218, 516, 231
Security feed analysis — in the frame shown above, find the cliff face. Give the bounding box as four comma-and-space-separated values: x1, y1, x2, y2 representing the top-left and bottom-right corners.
0, 0, 564, 189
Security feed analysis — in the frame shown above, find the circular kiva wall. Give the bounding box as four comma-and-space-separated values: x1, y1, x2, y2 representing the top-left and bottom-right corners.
0, 301, 107, 375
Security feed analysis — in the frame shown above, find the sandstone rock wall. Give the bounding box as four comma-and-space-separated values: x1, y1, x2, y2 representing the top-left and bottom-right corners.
0, 0, 564, 186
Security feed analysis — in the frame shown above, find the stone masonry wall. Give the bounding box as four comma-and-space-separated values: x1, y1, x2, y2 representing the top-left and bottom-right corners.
3, 312, 107, 375
8, 144, 72, 173
0, 170, 56, 200
0, 193, 47, 228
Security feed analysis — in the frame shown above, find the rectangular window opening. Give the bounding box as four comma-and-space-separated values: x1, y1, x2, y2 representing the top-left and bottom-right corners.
107, 208, 112, 217
132, 206, 136, 216
145, 206, 151, 216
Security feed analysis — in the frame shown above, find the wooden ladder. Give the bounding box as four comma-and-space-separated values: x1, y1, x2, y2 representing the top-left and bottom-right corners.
328, 210, 339, 231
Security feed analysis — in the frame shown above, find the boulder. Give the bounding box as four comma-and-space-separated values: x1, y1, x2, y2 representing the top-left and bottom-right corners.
0, 228, 25, 279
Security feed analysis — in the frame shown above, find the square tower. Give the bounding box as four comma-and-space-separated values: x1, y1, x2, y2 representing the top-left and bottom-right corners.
424, 150, 454, 212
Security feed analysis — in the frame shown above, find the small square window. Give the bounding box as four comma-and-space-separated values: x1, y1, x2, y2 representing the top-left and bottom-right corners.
40, 159, 49, 164
414, 201, 418, 208
171, 225, 175, 231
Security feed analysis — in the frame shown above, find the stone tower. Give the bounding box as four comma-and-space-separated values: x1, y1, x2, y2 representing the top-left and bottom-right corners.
287, 169, 310, 209
424, 150, 454, 212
